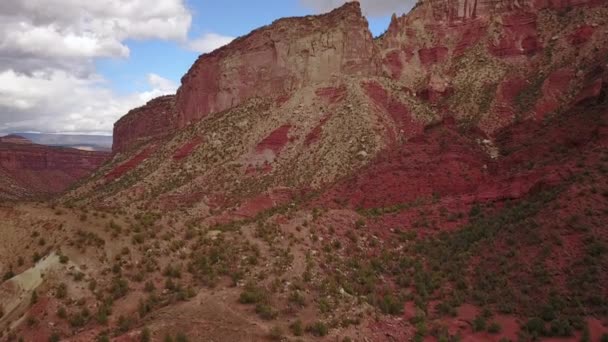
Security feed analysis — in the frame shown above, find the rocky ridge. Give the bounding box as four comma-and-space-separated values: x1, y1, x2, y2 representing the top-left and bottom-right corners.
2, 1, 608, 341
0, 136, 110, 199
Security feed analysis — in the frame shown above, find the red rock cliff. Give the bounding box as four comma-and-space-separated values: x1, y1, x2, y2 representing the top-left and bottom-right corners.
112, 95, 176, 154
174, 2, 380, 128
0, 138, 109, 197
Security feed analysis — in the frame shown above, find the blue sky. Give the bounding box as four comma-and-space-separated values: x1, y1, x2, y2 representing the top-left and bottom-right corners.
98, 0, 393, 96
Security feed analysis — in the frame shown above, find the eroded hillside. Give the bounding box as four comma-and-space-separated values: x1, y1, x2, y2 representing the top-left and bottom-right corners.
1, 1, 608, 341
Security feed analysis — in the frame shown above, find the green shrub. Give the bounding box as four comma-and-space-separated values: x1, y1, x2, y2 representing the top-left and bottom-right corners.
117, 315, 132, 333
255, 303, 278, 320
306, 321, 329, 337
549, 319, 572, 337
56, 283, 68, 299
473, 315, 486, 332
373, 293, 404, 316
140, 327, 151, 342
268, 326, 283, 341
175, 332, 188, 342
288, 291, 306, 307
239, 285, 267, 304
57, 307, 67, 319
290, 319, 303, 336
487, 322, 501, 334
3, 269, 15, 281
524, 317, 546, 337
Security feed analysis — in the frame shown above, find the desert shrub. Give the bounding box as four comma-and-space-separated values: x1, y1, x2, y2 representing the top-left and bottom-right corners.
73, 272, 85, 281
524, 317, 546, 337
255, 303, 278, 320
581, 325, 591, 342
487, 322, 502, 334
435, 301, 456, 317
144, 280, 155, 292
59, 255, 69, 264
69, 308, 91, 328
140, 327, 151, 342
117, 315, 132, 333
32, 252, 41, 262
239, 284, 267, 304
96, 304, 111, 325
110, 277, 129, 299
268, 326, 283, 341
288, 291, 306, 307
472, 315, 486, 332
306, 321, 329, 336
175, 333, 188, 342
97, 333, 110, 342
48, 332, 60, 342
163, 264, 181, 278
290, 319, 303, 336
27, 316, 38, 326
31, 291, 38, 305
2, 269, 14, 281
551, 319, 572, 337
56, 283, 68, 299
372, 293, 404, 316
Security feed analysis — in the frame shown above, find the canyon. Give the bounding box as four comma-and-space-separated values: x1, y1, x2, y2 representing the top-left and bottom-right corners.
0, 135, 109, 200
1, 0, 607, 341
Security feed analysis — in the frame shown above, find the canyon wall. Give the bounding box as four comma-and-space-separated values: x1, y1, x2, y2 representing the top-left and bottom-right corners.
0, 138, 109, 197
111, 0, 608, 151
112, 95, 176, 154
174, 2, 380, 128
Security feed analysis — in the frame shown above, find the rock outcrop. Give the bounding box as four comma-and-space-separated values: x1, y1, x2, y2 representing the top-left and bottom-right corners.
0, 137, 109, 198
112, 95, 176, 154
174, 2, 380, 128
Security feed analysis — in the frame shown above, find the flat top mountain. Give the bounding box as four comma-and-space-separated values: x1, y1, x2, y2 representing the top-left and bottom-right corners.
1, 1, 607, 341
0, 137, 109, 200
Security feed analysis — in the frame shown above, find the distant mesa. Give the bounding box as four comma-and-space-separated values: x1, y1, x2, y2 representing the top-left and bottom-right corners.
0, 134, 33, 145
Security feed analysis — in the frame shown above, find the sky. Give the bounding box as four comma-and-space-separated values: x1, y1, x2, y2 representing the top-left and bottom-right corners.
0, 0, 415, 136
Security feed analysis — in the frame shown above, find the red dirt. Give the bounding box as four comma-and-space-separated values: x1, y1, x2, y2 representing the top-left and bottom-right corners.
418, 46, 449, 66
305, 114, 332, 146
173, 137, 203, 161
384, 50, 404, 79
490, 12, 540, 57
105, 145, 156, 181
534, 68, 574, 120
315, 86, 347, 104
569, 25, 595, 45
361, 81, 425, 139
255, 125, 292, 154
453, 20, 487, 56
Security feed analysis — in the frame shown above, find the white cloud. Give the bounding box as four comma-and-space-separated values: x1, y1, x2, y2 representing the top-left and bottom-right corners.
187, 33, 235, 54
300, 0, 414, 17
0, 0, 192, 74
0, 0, 190, 135
0, 70, 177, 134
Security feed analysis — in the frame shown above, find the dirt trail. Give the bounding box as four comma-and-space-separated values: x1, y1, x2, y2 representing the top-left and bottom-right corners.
0, 253, 60, 331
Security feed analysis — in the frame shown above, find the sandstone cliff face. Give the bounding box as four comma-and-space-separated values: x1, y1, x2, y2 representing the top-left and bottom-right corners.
110, 0, 608, 153
0, 139, 109, 197
378, 0, 608, 134
174, 2, 380, 128
112, 95, 176, 154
